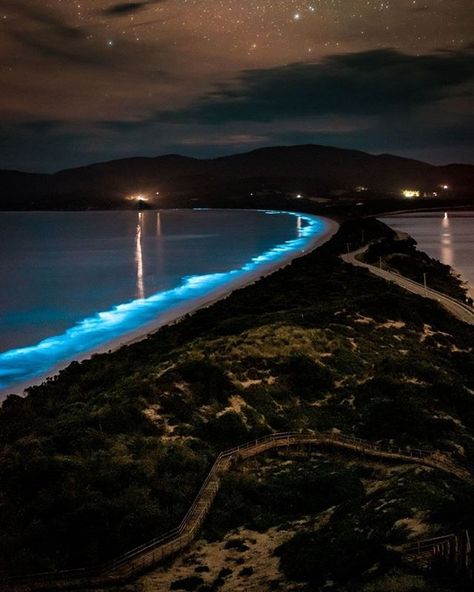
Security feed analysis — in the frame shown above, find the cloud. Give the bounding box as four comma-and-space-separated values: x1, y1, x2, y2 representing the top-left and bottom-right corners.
102, 0, 169, 16
158, 47, 474, 124
1, 0, 99, 68
7, 30, 105, 66
2, 0, 85, 39
1, 39, 473, 171
2, 0, 174, 71
0, 0, 182, 123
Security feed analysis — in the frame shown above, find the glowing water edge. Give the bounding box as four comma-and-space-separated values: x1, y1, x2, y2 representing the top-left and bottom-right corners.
0, 210, 331, 396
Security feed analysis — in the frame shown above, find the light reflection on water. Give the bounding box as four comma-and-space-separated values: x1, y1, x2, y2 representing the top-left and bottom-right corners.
135, 212, 145, 299
380, 211, 474, 294
440, 212, 453, 268
0, 210, 328, 394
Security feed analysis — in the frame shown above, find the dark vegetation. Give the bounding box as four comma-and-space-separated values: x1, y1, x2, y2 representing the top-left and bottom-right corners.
0, 218, 473, 591
170, 576, 204, 591
204, 455, 366, 541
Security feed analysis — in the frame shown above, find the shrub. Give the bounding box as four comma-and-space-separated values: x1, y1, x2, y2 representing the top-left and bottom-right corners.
170, 576, 204, 590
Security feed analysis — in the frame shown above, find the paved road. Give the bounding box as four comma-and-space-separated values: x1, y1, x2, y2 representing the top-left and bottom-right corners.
342, 247, 474, 326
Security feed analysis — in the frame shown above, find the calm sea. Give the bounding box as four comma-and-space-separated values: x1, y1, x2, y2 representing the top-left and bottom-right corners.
379, 211, 474, 295
0, 209, 328, 395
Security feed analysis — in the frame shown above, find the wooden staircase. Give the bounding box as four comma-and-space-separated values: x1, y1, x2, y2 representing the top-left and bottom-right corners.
404, 530, 473, 584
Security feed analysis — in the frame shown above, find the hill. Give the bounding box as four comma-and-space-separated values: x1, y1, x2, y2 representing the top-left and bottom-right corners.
1, 145, 473, 209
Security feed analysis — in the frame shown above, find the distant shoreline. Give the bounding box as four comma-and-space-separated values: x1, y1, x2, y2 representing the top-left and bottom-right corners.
0, 215, 339, 401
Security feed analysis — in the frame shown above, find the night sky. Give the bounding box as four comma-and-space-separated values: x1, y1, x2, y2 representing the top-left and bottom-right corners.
1, 0, 473, 171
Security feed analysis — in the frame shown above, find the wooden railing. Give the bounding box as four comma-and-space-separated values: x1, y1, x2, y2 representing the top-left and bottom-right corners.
404, 530, 473, 583
2, 431, 473, 591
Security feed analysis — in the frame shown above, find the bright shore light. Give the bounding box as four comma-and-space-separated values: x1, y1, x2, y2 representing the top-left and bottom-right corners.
402, 189, 420, 198
128, 193, 149, 202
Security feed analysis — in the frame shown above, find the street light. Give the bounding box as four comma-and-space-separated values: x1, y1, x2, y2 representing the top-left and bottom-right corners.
402, 189, 420, 198
128, 193, 149, 202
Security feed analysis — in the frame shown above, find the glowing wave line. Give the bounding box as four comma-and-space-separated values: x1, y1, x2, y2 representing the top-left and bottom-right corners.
0, 211, 326, 391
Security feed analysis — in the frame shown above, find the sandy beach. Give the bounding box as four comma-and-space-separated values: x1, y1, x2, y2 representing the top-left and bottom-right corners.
1, 216, 339, 400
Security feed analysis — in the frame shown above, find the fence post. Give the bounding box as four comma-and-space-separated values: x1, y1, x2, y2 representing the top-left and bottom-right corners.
465, 530, 472, 581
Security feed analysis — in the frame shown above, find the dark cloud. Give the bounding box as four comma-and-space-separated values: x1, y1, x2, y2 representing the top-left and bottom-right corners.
0, 0, 473, 172
102, 0, 168, 16
2, 1, 173, 71
2, 0, 84, 39
1, 0, 96, 67
160, 48, 474, 124
6, 30, 105, 66
2, 106, 473, 174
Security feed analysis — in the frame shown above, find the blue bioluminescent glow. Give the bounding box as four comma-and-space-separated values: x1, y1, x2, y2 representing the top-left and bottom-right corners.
0, 210, 329, 393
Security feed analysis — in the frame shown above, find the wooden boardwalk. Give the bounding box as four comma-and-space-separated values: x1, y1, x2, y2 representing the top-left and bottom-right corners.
3, 431, 473, 592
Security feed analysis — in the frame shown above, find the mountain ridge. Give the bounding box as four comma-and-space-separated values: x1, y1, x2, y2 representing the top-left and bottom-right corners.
1, 144, 473, 209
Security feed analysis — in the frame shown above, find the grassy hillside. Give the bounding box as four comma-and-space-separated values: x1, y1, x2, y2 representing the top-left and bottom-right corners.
0, 219, 473, 591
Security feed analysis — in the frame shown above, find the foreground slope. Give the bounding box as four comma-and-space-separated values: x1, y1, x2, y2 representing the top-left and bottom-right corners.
0, 220, 473, 591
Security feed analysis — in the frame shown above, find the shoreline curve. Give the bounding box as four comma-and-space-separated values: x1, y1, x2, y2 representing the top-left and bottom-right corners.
0, 211, 339, 400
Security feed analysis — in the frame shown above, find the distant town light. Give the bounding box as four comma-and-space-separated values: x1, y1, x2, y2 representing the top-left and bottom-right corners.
402, 189, 420, 199
128, 193, 149, 202
296, 193, 303, 199
441, 184, 449, 190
